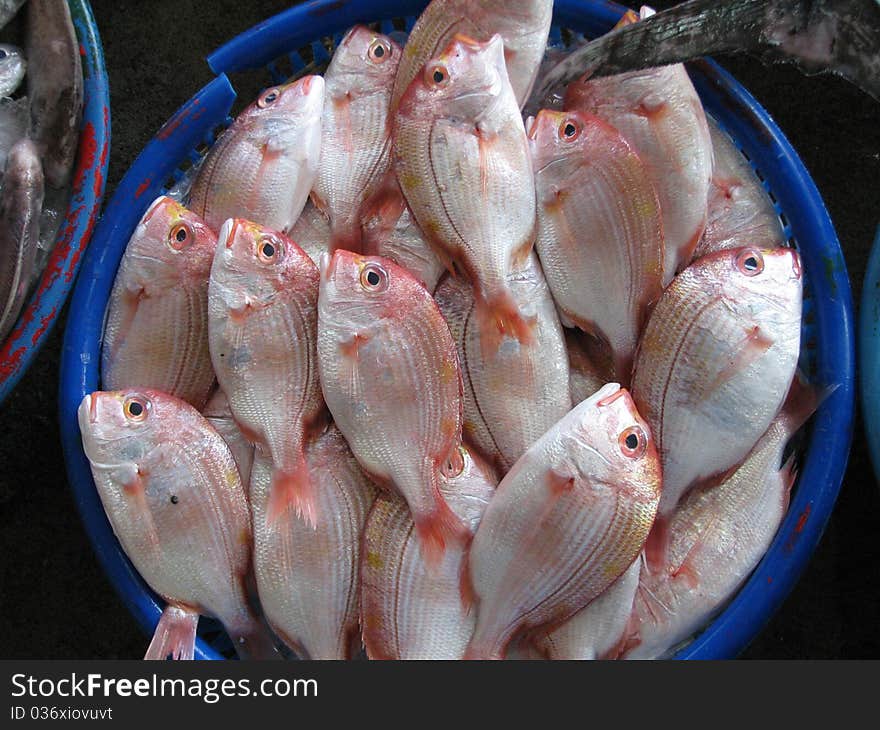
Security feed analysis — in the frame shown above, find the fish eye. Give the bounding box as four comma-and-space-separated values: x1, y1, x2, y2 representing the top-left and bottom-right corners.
368, 39, 391, 62
426, 63, 449, 88
258, 87, 281, 108
123, 395, 150, 422
359, 263, 389, 292
619, 425, 646, 458
559, 118, 581, 141
735, 249, 764, 277
0, 50, 7, 60
167, 222, 192, 251
441, 446, 466, 478
257, 235, 281, 263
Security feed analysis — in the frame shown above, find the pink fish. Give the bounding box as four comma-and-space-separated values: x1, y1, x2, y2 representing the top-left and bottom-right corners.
78, 389, 277, 660
190, 75, 324, 233
624, 379, 818, 659
312, 26, 402, 251
564, 6, 713, 285
102, 196, 217, 409
361, 444, 497, 659
529, 108, 664, 381
631, 246, 802, 565
317, 250, 468, 564
208, 219, 324, 528
435, 252, 571, 472
463, 383, 661, 659
394, 34, 537, 355
692, 118, 785, 260
390, 0, 553, 111
249, 427, 377, 659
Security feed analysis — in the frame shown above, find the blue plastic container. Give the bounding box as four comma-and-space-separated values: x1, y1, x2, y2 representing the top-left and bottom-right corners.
0, 0, 110, 405
59, 0, 854, 660
859, 225, 880, 482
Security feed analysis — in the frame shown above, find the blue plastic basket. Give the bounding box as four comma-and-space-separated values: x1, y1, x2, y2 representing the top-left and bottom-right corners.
58, 0, 854, 660
0, 0, 110, 405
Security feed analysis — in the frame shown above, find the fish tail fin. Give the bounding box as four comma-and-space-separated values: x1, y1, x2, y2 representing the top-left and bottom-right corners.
780, 370, 835, 435
413, 494, 467, 568
144, 605, 200, 661
266, 447, 318, 529
474, 287, 535, 357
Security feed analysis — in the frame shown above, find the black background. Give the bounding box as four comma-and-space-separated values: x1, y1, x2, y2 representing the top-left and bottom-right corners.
0, 0, 877, 659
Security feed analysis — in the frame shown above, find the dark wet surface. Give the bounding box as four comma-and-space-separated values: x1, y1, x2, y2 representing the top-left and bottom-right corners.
0, 0, 877, 659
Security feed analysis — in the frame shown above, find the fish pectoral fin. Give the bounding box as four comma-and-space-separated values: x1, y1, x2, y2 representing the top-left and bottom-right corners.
339, 332, 370, 361
144, 605, 200, 660
546, 467, 576, 495
119, 464, 161, 549
687, 324, 774, 404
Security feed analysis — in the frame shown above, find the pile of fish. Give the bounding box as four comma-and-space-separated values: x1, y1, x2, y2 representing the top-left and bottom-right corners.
0, 0, 83, 343
79, 1, 811, 661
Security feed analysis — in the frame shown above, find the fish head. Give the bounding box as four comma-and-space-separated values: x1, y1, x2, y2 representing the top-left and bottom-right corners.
0, 44, 25, 93
703, 246, 803, 323
78, 389, 172, 466
130, 196, 217, 286
399, 33, 509, 121
527, 108, 601, 178
319, 249, 423, 334
238, 75, 325, 153
565, 383, 662, 500
212, 218, 317, 314
331, 25, 402, 87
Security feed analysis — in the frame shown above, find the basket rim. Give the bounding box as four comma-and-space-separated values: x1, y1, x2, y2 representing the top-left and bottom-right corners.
59, 0, 855, 661
0, 0, 111, 405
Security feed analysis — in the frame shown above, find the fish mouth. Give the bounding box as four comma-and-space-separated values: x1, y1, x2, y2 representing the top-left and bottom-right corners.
219, 218, 238, 249
790, 250, 803, 280
596, 383, 625, 408
525, 115, 538, 140
76, 392, 99, 424
319, 251, 337, 282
